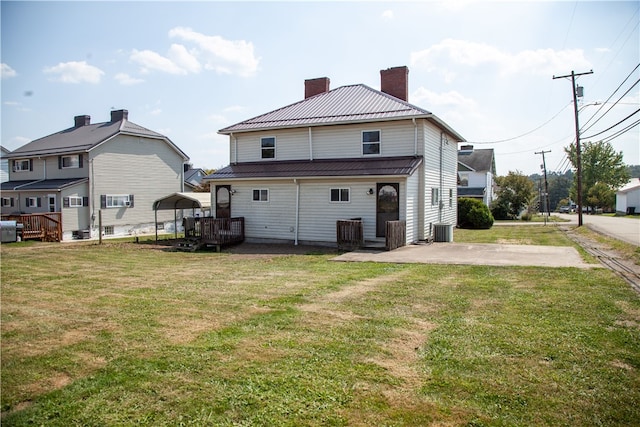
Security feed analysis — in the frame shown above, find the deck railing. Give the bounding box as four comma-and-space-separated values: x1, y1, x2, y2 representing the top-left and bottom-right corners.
200, 217, 245, 249
337, 219, 364, 250
1, 213, 62, 242
385, 220, 406, 251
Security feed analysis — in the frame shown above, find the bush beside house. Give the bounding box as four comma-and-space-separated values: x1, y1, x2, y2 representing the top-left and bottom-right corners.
458, 197, 494, 229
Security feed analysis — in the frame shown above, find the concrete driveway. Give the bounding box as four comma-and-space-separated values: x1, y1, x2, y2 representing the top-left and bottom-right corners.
333, 242, 598, 269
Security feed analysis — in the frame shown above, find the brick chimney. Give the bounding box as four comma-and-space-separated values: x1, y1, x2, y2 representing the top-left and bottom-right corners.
74, 115, 91, 127
380, 66, 409, 101
110, 109, 129, 122
305, 77, 330, 99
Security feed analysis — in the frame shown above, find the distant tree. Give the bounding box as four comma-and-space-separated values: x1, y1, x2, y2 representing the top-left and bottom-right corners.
192, 168, 216, 193
586, 182, 616, 212
547, 173, 573, 211
627, 165, 640, 178
492, 171, 535, 219
564, 141, 629, 212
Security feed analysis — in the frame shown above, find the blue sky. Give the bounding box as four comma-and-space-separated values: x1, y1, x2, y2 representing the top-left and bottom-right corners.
2, 1, 638, 176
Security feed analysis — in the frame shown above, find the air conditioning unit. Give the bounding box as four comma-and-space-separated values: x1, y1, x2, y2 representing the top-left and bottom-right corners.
433, 223, 453, 242
124, 201, 131, 207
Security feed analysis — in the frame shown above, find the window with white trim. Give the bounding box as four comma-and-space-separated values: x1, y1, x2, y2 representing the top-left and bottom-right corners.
69, 196, 83, 207
13, 159, 31, 172
330, 188, 350, 203
252, 189, 269, 202
26, 197, 41, 208
261, 137, 276, 159
431, 188, 440, 206
362, 130, 381, 155
102, 194, 133, 208
1, 197, 14, 207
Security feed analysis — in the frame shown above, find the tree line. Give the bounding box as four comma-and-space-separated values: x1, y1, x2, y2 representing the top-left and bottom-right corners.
491, 141, 637, 219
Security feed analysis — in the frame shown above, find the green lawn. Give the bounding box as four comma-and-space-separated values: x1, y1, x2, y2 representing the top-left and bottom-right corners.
1, 229, 639, 426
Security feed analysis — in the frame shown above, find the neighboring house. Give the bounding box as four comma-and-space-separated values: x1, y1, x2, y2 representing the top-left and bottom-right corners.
1, 146, 9, 183
616, 178, 640, 215
1, 109, 189, 240
206, 66, 466, 246
183, 165, 207, 191
457, 145, 496, 207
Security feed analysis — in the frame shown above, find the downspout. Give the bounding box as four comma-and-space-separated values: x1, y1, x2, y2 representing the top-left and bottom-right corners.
308, 127, 313, 161
439, 132, 446, 223
294, 178, 300, 245
412, 118, 418, 156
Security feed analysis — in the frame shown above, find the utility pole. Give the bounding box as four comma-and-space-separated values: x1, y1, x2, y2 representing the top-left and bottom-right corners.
535, 149, 551, 224
553, 69, 593, 226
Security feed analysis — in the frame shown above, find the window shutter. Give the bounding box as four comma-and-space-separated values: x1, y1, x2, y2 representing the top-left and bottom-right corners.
25, 197, 30, 207
79, 154, 84, 168
63, 197, 70, 208
83, 197, 89, 207
37, 197, 42, 208
128, 195, 134, 208
58, 156, 63, 169
101, 195, 106, 209
10, 198, 14, 207
29, 160, 33, 171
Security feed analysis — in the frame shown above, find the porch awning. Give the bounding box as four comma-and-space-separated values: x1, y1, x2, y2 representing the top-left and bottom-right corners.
152, 192, 211, 210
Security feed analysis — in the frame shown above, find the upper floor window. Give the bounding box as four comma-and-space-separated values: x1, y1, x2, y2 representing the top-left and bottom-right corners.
60, 154, 82, 169
458, 172, 469, 187
362, 131, 381, 155
431, 188, 440, 206
330, 188, 350, 203
2, 197, 14, 207
261, 137, 276, 159
13, 159, 31, 172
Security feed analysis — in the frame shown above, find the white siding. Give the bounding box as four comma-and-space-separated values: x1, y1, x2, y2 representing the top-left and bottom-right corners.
1, 158, 8, 183
232, 120, 419, 163
47, 154, 90, 180
61, 183, 90, 240
90, 135, 185, 231
405, 171, 419, 244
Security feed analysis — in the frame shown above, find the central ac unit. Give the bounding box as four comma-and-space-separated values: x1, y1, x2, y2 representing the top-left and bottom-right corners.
433, 223, 453, 242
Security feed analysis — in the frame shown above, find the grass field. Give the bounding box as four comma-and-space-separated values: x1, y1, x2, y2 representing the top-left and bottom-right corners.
1, 226, 639, 426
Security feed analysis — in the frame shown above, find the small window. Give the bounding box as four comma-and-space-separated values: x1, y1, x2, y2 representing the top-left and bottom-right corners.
261, 137, 276, 159
26, 197, 40, 208
61, 155, 80, 169
330, 188, 350, 203
431, 188, 440, 206
69, 196, 83, 207
1, 197, 14, 207
13, 159, 31, 172
458, 172, 469, 187
103, 225, 114, 235
252, 189, 269, 202
362, 130, 380, 155
449, 188, 453, 207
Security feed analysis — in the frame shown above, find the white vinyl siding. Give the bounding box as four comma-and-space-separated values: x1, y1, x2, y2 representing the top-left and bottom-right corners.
47, 154, 90, 180
90, 134, 185, 228
60, 184, 91, 239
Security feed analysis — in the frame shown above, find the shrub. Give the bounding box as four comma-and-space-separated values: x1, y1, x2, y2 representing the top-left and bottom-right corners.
490, 199, 511, 220
458, 198, 494, 229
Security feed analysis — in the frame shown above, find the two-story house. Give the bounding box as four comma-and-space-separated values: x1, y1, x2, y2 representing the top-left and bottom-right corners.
206, 66, 466, 246
1, 109, 189, 240
457, 145, 496, 207
1, 146, 10, 183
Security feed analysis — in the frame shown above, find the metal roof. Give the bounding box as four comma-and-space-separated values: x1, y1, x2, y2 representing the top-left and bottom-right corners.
1, 178, 88, 191
206, 156, 423, 180
7, 119, 188, 160
219, 84, 466, 141
153, 192, 212, 210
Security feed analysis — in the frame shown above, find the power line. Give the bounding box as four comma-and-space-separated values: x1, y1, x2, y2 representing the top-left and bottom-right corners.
581, 107, 640, 140
465, 102, 572, 145
581, 75, 640, 134
601, 119, 640, 144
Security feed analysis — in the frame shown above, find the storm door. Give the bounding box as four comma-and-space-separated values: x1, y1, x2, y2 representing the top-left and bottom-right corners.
376, 183, 399, 237
215, 185, 231, 218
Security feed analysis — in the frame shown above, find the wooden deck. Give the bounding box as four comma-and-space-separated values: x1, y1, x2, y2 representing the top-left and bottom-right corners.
179, 217, 245, 251
1, 213, 62, 242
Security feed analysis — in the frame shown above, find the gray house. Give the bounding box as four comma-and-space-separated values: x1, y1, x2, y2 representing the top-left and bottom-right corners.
206, 66, 466, 246
1, 146, 9, 183
1, 110, 189, 240
457, 145, 496, 207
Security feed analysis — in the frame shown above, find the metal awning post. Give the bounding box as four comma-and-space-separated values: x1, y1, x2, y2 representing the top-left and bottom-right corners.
154, 207, 158, 243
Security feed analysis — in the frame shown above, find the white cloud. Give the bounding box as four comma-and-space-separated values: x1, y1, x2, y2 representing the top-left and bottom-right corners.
130, 49, 187, 75
412, 88, 477, 110
1, 63, 17, 79
115, 72, 144, 85
169, 26, 259, 77
168, 43, 202, 74
381, 10, 394, 20
43, 61, 104, 84
223, 105, 245, 113
411, 39, 592, 80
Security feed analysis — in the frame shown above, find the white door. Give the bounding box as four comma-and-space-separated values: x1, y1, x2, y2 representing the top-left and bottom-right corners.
47, 194, 56, 212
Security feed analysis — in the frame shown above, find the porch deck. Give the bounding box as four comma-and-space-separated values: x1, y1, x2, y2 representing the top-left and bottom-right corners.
179, 217, 245, 251
1, 213, 62, 242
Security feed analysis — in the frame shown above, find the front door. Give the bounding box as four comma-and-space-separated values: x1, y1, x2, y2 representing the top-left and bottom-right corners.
215, 185, 231, 218
376, 183, 399, 237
